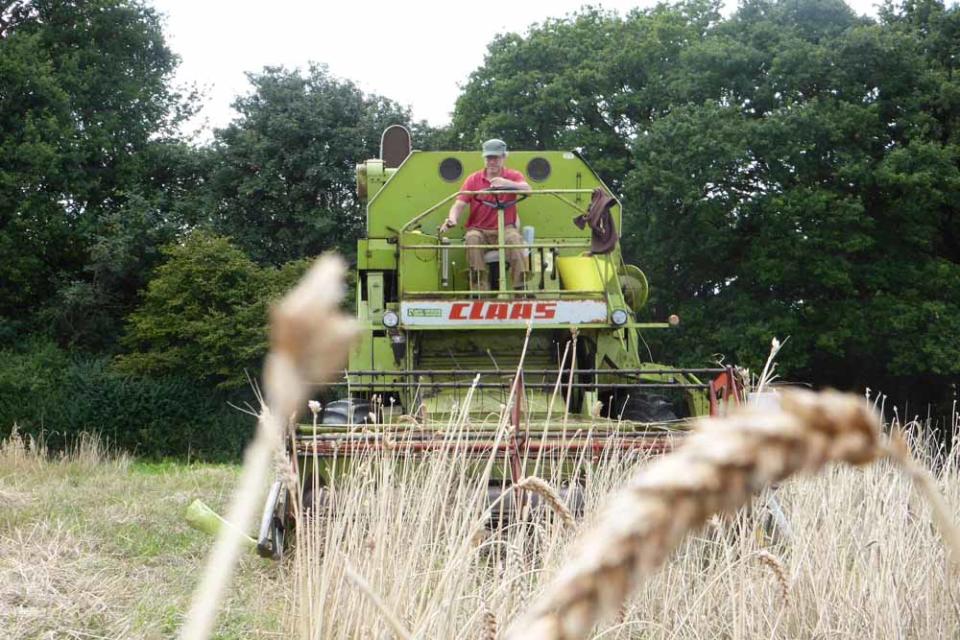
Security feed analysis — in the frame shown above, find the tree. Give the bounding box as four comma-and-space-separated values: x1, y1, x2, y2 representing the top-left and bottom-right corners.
116, 231, 309, 389
205, 64, 412, 265
627, 0, 960, 403
453, 0, 960, 406
0, 0, 197, 345
452, 2, 721, 189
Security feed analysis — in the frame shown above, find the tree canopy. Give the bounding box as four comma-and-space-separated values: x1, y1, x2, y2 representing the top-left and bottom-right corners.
204, 64, 412, 264
115, 231, 309, 389
0, 0, 195, 345
452, 0, 960, 403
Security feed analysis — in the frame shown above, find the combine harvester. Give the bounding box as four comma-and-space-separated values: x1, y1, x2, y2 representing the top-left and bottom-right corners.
256, 126, 744, 558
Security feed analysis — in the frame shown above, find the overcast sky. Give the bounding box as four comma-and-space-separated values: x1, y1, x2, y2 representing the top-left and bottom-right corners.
152, 0, 887, 140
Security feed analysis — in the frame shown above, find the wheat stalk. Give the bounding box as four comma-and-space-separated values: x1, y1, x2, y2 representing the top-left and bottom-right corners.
505, 389, 882, 640
179, 255, 357, 640
756, 549, 789, 606
884, 430, 960, 566
514, 476, 575, 528
340, 555, 413, 640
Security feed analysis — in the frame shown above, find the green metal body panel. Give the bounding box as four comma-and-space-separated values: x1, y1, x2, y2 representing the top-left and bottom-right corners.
357, 238, 397, 270
366, 151, 617, 238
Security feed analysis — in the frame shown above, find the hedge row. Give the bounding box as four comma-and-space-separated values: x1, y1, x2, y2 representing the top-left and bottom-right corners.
0, 340, 256, 460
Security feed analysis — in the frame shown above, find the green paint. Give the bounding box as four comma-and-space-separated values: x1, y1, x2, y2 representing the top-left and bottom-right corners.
339, 138, 710, 421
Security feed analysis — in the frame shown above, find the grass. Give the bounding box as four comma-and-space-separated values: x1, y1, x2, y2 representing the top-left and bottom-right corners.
3, 410, 958, 639
0, 429, 282, 639
273, 401, 960, 639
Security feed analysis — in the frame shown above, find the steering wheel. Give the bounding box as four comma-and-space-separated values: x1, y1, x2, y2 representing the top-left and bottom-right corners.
437, 187, 529, 235
482, 185, 529, 210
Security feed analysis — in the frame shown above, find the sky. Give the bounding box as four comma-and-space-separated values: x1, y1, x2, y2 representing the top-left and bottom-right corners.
152, 0, 887, 140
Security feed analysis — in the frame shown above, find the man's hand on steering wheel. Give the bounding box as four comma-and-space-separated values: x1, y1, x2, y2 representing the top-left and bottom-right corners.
488, 176, 514, 189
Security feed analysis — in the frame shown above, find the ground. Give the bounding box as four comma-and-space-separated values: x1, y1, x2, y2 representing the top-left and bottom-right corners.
0, 434, 281, 640
3, 420, 959, 639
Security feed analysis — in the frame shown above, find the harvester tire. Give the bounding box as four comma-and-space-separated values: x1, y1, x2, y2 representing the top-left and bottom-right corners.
321, 398, 374, 425
619, 393, 679, 424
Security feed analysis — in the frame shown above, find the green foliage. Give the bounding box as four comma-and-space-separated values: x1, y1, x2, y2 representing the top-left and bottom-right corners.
0, 339, 254, 460
205, 64, 412, 264
455, 0, 960, 402
452, 2, 722, 189
628, 0, 960, 393
116, 231, 309, 389
0, 0, 199, 346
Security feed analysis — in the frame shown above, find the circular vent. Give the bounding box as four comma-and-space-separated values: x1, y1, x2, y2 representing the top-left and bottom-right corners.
527, 157, 551, 182
439, 157, 463, 182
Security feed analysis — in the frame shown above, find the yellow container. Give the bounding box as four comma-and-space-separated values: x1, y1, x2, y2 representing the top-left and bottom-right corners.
556, 256, 616, 291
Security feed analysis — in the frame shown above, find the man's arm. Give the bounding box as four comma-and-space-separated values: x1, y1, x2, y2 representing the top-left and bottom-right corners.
489, 175, 531, 191
441, 173, 477, 232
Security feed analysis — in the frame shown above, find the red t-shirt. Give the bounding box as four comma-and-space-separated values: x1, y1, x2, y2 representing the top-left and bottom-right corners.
456, 168, 526, 229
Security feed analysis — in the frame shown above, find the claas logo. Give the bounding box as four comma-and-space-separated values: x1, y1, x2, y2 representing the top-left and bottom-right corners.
449, 301, 557, 321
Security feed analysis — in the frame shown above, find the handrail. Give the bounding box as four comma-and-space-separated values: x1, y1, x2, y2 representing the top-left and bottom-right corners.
399, 188, 598, 234
400, 188, 603, 296
400, 241, 590, 250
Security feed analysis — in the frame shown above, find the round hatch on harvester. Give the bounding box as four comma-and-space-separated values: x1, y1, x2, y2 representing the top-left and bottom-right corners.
526, 157, 551, 182
439, 157, 463, 182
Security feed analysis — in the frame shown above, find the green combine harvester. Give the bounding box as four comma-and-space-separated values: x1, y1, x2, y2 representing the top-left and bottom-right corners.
256, 126, 743, 558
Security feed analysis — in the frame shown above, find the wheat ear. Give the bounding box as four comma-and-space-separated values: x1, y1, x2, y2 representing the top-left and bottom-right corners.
756, 550, 789, 606
482, 605, 499, 640
505, 389, 881, 640
179, 255, 357, 640
514, 476, 575, 528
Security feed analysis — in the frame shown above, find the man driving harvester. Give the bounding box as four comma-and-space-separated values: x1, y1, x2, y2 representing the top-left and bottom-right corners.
439, 139, 532, 291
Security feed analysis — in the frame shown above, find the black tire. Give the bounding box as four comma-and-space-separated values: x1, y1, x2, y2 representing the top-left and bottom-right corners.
321, 398, 374, 425
619, 393, 679, 424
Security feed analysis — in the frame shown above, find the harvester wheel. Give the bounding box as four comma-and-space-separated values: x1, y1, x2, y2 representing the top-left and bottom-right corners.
618, 393, 679, 424
321, 398, 374, 426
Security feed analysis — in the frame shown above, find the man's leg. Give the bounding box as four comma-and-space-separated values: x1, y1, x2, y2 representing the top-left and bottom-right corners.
464, 228, 488, 291
503, 226, 528, 288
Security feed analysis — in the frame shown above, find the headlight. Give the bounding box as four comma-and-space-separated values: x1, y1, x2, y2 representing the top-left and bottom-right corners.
611, 309, 629, 326
382, 310, 399, 328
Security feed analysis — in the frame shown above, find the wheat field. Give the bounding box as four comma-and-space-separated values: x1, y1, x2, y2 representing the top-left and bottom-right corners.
0, 429, 282, 639
278, 406, 960, 639
2, 409, 958, 639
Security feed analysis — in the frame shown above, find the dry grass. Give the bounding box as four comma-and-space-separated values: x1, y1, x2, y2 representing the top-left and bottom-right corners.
274, 404, 960, 640
3, 409, 958, 639
0, 429, 281, 640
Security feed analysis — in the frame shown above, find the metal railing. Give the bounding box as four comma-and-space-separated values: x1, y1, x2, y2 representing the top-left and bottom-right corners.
311, 367, 722, 391
398, 188, 622, 300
